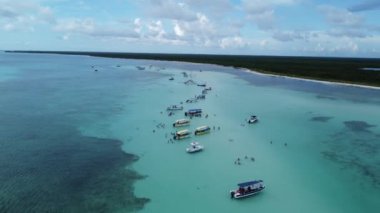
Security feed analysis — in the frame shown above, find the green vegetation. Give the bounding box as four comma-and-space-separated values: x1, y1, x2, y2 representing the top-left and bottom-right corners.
6, 51, 380, 87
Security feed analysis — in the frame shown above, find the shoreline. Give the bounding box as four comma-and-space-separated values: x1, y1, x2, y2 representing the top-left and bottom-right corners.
239, 68, 380, 90
5, 50, 380, 89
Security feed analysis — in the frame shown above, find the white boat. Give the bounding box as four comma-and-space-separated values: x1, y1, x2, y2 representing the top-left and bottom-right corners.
230, 180, 265, 199
194, 126, 211, 135
173, 119, 190, 127
173, 129, 191, 140
167, 105, 183, 111
186, 142, 204, 153
248, 115, 258, 124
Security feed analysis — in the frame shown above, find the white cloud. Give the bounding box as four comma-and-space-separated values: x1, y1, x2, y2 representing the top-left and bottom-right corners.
142, 0, 197, 21
54, 18, 94, 34
272, 30, 314, 42
147, 20, 166, 38
318, 5, 364, 27
173, 21, 185, 37
134, 18, 142, 34
241, 0, 299, 30
0, 0, 55, 31
219, 36, 247, 49
53, 18, 139, 40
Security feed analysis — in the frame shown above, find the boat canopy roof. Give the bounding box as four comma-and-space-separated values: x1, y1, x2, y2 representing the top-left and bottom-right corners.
188, 109, 202, 112
238, 180, 263, 187
196, 126, 210, 131
176, 129, 190, 134
176, 119, 189, 123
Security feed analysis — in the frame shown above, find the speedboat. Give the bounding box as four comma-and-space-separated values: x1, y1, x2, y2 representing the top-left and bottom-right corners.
167, 105, 183, 111
173, 119, 190, 127
194, 126, 211, 135
230, 180, 265, 199
173, 129, 191, 140
185, 109, 202, 117
186, 142, 204, 153
247, 115, 258, 124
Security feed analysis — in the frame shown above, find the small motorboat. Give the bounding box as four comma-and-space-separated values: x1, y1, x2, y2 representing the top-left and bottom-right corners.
173, 129, 191, 140
136, 66, 145, 70
194, 126, 211, 135
169, 77, 174, 81
185, 98, 197, 103
173, 119, 190, 127
247, 115, 258, 124
167, 105, 183, 111
197, 83, 206, 87
230, 180, 265, 199
186, 142, 204, 153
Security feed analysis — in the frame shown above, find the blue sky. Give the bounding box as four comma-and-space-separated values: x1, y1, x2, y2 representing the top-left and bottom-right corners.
1, 0, 380, 57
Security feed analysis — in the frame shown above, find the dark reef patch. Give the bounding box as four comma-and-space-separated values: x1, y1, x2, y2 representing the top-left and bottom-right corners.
0, 121, 149, 213
316, 95, 337, 100
311, 116, 333, 122
323, 122, 380, 187
0, 56, 153, 212
322, 151, 380, 186
344, 121, 376, 132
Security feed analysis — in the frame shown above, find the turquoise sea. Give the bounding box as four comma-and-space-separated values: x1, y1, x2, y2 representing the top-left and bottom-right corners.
0, 52, 379, 212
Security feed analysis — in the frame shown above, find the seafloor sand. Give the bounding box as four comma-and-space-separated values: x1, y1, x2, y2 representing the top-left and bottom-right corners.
1, 52, 380, 212
83, 61, 380, 212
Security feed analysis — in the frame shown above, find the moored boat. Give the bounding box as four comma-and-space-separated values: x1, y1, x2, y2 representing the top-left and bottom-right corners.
173, 119, 190, 127
173, 129, 191, 140
196, 94, 206, 100
194, 126, 210, 135
248, 115, 258, 124
230, 180, 265, 199
185, 98, 197, 103
186, 142, 204, 153
167, 105, 183, 111
185, 109, 202, 117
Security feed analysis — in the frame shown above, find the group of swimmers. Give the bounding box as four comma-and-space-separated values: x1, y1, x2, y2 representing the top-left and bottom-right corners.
234, 156, 255, 165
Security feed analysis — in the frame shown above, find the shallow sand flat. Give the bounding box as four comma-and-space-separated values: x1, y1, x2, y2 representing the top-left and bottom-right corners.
90, 63, 380, 212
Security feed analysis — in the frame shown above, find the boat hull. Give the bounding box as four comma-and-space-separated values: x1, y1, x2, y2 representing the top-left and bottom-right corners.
230, 186, 265, 199
173, 123, 190, 127
174, 135, 190, 140
186, 147, 204, 153
194, 130, 210, 135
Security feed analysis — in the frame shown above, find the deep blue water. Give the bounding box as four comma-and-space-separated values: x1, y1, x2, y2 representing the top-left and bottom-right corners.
0, 53, 154, 212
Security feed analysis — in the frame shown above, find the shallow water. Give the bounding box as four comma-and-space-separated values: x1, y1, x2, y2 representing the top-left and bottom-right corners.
1, 53, 379, 212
